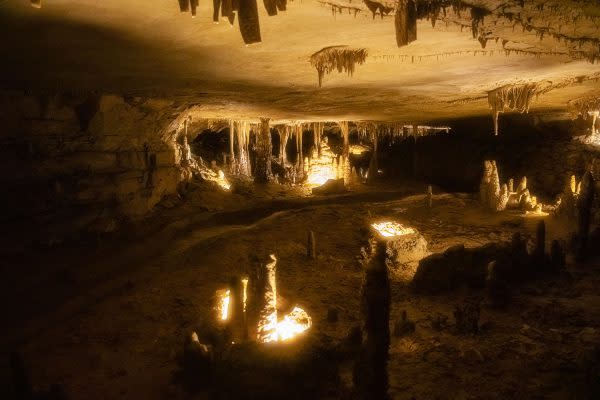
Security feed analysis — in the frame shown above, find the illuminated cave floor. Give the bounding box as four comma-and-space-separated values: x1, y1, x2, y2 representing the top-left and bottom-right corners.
4, 189, 600, 399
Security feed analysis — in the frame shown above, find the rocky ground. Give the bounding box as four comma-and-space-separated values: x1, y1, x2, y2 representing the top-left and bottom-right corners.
2, 185, 600, 399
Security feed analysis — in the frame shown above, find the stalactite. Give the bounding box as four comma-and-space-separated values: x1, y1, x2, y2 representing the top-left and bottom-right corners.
221, 0, 236, 25
395, 0, 417, 47
30, 0, 42, 8
264, 0, 278, 16
178, 0, 190, 12
309, 46, 368, 87
363, 0, 394, 20
276, 0, 287, 12
238, 0, 262, 44
488, 83, 538, 135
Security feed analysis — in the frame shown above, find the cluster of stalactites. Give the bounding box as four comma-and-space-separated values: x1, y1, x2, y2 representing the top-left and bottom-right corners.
480, 160, 542, 213
354, 122, 450, 142
177, 0, 287, 45
309, 46, 368, 87
488, 83, 538, 135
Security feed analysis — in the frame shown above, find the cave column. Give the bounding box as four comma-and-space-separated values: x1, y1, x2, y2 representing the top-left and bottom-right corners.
367, 129, 378, 184
340, 121, 350, 185
279, 126, 289, 165
589, 111, 599, 135
296, 124, 304, 179
229, 120, 235, 171
254, 118, 273, 183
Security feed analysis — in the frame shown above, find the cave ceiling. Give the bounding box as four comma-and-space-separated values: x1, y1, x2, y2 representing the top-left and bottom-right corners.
1, 0, 600, 123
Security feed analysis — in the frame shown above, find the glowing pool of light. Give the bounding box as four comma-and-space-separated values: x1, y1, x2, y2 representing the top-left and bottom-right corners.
371, 221, 415, 237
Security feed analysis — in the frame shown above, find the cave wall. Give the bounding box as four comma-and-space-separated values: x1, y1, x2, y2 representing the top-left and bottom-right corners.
0, 91, 192, 241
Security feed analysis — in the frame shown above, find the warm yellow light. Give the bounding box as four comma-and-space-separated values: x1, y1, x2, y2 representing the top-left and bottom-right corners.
241, 277, 248, 313
216, 289, 231, 321
371, 221, 415, 237
349, 144, 370, 155
216, 170, 231, 190
274, 307, 312, 342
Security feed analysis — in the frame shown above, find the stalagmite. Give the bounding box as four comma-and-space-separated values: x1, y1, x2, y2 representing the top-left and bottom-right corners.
488, 83, 538, 135
254, 118, 273, 183
238, 0, 261, 44
309, 46, 368, 87
488, 161, 501, 210
228, 276, 247, 340
497, 183, 509, 211
480, 160, 493, 206
395, 0, 417, 47
353, 239, 390, 400
486, 261, 508, 308
576, 171, 595, 262
307, 231, 316, 259
426, 185, 433, 208
257, 255, 278, 343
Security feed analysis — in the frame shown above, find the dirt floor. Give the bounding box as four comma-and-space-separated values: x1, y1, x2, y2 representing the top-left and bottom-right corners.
2, 182, 600, 399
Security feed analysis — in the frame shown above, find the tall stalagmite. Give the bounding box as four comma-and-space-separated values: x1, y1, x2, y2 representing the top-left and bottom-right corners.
340, 121, 351, 184
257, 255, 278, 342
255, 118, 273, 183
395, 0, 417, 47
354, 239, 390, 399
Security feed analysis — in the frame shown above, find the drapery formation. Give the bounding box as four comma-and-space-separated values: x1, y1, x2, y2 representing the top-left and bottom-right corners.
395, 0, 417, 47
487, 83, 538, 135
309, 46, 368, 87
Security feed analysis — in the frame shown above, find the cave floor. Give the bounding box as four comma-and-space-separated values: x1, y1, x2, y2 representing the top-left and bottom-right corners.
3, 185, 600, 399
